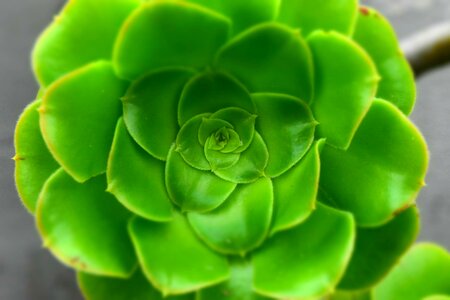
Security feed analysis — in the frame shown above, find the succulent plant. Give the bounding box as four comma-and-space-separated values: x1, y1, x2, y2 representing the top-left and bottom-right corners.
373, 243, 450, 300
14, 0, 432, 299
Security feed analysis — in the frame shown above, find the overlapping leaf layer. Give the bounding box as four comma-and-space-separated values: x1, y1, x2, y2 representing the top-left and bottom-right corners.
15, 0, 435, 299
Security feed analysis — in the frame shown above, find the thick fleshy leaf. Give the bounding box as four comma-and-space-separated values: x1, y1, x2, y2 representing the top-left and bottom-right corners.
198, 118, 234, 146
107, 119, 173, 221
188, 0, 280, 34
270, 140, 323, 236
40, 61, 126, 182
198, 258, 271, 300
188, 177, 273, 255
307, 31, 379, 149
165, 145, 236, 212
320, 99, 429, 226
122, 68, 195, 160
14, 100, 59, 213
253, 93, 316, 177
36, 169, 136, 277
373, 244, 450, 300
178, 72, 255, 125
114, 1, 230, 80
424, 296, 450, 300
330, 290, 373, 300
33, 0, 140, 86
211, 107, 257, 153
176, 114, 211, 171
78, 270, 195, 300
338, 206, 419, 290
253, 203, 355, 299
204, 139, 240, 170
214, 133, 268, 184
277, 0, 358, 36
129, 214, 230, 296
354, 7, 415, 115
215, 23, 313, 101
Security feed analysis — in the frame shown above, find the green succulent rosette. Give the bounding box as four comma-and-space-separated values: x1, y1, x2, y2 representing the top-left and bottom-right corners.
15, 0, 430, 299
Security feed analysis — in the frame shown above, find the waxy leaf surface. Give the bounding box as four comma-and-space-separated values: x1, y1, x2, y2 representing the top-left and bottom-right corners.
308, 31, 379, 149
270, 140, 322, 235
37, 169, 136, 277
338, 206, 419, 290
15, 100, 59, 213
189, 0, 280, 34
123, 68, 194, 160
354, 7, 415, 115
78, 270, 194, 300
253, 93, 316, 177
129, 214, 230, 296
108, 119, 173, 221
373, 244, 450, 300
176, 114, 211, 170
114, 1, 230, 80
214, 133, 268, 184
33, 0, 140, 86
166, 145, 236, 212
178, 72, 255, 125
40, 61, 125, 182
216, 23, 313, 102
211, 107, 257, 153
189, 177, 273, 255
253, 203, 354, 299
320, 99, 428, 226
198, 258, 271, 300
278, 0, 358, 36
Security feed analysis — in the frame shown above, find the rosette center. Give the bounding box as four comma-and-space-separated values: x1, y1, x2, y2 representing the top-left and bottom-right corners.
176, 107, 258, 172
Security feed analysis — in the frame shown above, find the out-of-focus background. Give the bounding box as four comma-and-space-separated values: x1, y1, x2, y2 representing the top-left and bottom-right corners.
0, 0, 448, 299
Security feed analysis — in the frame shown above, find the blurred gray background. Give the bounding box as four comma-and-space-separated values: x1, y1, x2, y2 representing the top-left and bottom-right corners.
0, 0, 449, 299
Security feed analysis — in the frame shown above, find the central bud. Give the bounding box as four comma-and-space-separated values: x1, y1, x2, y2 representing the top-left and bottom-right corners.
210, 127, 240, 152
175, 106, 268, 182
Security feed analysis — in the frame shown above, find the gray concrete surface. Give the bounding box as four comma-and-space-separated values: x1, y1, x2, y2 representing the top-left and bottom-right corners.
0, 1, 448, 299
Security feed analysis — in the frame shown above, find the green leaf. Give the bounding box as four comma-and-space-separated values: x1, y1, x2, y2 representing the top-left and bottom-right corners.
129, 213, 230, 296
122, 68, 195, 161
165, 145, 236, 212
373, 244, 450, 300
178, 72, 255, 125
329, 290, 373, 300
36, 169, 136, 277
215, 23, 313, 102
198, 118, 234, 146
113, 1, 230, 80
338, 206, 419, 290
107, 119, 173, 222
14, 99, 59, 213
214, 133, 268, 184
204, 138, 241, 170
176, 114, 211, 171
211, 107, 257, 153
197, 257, 271, 300
253, 93, 316, 177
188, 177, 273, 255
354, 7, 416, 115
307, 31, 379, 149
270, 140, 323, 236
277, 0, 358, 36
78, 269, 195, 300
188, 0, 280, 34
33, 0, 140, 86
40, 61, 126, 182
423, 296, 450, 300
253, 203, 355, 299
320, 99, 429, 226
